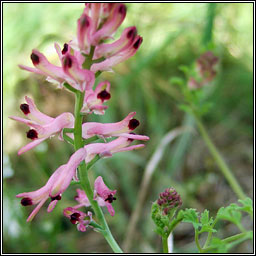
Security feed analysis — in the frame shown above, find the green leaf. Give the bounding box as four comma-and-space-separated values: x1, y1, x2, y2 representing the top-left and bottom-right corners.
217, 205, 241, 225
199, 210, 217, 234
181, 208, 201, 230
178, 104, 193, 114
237, 197, 253, 215
169, 77, 185, 86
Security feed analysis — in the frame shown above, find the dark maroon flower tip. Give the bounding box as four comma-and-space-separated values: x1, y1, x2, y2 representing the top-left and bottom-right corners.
63, 56, 72, 69
26, 129, 38, 140
97, 90, 111, 101
128, 119, 140, 130
70, 213, 81, 224
127, 28, 137, 40
118, 4, 126, 15
133, 37, 143, 50
51, 195, 62, 201
62, 43, 69, 55
20, 104, 30, 115
105, 194, 116, 204
21, 197, 33, 206
80, 15, 90, 29
31, 53, 40, 65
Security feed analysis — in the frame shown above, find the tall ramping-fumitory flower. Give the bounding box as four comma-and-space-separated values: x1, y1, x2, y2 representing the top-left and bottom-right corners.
71, 176, 117, 217
15, 2, 147, 253
63, 207, 93, 232
19, 43, 95, 92
82, 112, 149, 140
71, 3, 143, 73
9, 96, 74, 155
16, 148, 86, 222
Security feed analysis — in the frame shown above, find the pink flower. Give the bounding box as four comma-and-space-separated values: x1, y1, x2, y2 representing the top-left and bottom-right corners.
19, 44, 95, 92
88, 3, 127, 45
91, 35, 143, 72
82, 112, 150, 141
93, 26, 137, 59
84, 136, 147, 163
9, 96, 74, 155
73, 189, 91, 209
81, 80, 111, 115
63, 207, 92, 232
16, 148, 86, 222
73, 177, 117, 216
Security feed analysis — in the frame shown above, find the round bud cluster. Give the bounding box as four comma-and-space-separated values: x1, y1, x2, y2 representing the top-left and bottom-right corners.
157, 187, 182, 215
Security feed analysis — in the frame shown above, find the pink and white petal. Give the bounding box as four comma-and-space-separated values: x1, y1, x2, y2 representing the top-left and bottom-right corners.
25, 96, 54, 124
26, 196, 48, 222
111, 144, 145, 154
105, 203, 115, 216
18, 138, 47, 155
47, 199, 58, 212
18, 65, 45, 75
117, 133, 150, 141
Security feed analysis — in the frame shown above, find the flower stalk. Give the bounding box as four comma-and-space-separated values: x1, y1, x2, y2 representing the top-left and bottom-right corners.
191, 109, 246, 200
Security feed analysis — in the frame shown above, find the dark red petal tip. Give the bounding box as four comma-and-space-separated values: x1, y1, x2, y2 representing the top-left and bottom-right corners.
63, 56, 72, 68
128, 119, 140, 130
20, 104, 30, 115
97, 90, 111, 101
118, 4, 126, 15
133, 37, 143, 50
70, 213, 81, 224
31, 53, 40, 65
62, 43, 69, 55
21, 197, 33, 206
51, 195, 62, 201
127, 28, 137, 40
26, 129, 38, 140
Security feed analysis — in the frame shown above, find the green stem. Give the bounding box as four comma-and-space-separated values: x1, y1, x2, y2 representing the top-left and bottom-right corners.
73, 90, 123, 253
202, 231, 252, 253
191, 110, 246, 200
162, 236, 168, 253
203, 218, 218, 249
195, 230, 203, 253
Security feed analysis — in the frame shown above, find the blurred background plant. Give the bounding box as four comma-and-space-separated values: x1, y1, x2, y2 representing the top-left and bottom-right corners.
3, 2, 253, 253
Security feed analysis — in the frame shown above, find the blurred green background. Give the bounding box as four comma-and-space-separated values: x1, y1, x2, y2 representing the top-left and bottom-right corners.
3, 3, 253, 253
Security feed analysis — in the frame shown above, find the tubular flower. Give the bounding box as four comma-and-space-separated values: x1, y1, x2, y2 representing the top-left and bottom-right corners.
16, 148, 86, 222
73, 177, 117, 216
19, 44, 94, 92
91, 35, 143, 72
63, 207, 92, 232
81, 80, 111, 115
9, 96, 74, 155
82, 112, 150, 141
84, 136, 147, 163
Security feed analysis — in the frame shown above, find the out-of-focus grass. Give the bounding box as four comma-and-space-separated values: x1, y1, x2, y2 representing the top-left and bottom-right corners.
3, 3, 253, 253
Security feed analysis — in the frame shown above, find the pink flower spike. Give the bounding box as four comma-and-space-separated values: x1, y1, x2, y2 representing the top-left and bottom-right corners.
63, 207, 92, 232
94, 27, 137, 59
91, 4, 127, 45
16, 148, 86, 222
91, 35, 143, 72
62, 53, 95, 91
94, 176, 117, 216
9, 97, 74, 154
81, 80, 111, 115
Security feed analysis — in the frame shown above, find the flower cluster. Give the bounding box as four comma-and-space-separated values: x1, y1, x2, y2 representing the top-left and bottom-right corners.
188, 51, 219, 90
151, 187, 182, 238
157, 188, 182, 216
12, 3, 148, 228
